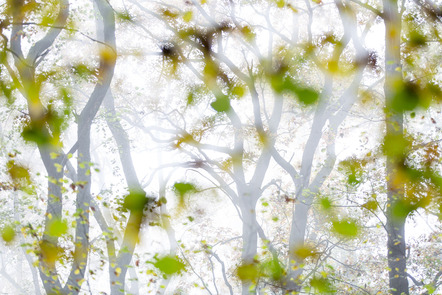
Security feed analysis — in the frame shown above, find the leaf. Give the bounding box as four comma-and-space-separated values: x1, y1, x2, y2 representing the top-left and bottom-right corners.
293, 85, 320, 105
7, 160, 30, 182
173, 182, 196, 197
237, 263, 259, 282
310, 276, 336, 293
292, 244, 318, 259
183, 11, 193, 22
260, 257, 283, 281
210, 95, 231, 112
153, 255, 186, 276
48, 218, 68, 237
320, 197, 332, 211
1, 225, 15, 243
390, 81, 420, 112
362, 200, 378, 211
424, 284, 435, 294
332, 219, 359, 238
123, 189, 148, 212
383, 133, 411, 158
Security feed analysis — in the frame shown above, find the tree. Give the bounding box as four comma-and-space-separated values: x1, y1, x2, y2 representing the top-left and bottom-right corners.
0, 0, 440, 294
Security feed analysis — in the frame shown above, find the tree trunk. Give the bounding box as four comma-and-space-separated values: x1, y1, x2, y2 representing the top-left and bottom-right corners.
239, 192, 259, 295
383, 0, 409, 293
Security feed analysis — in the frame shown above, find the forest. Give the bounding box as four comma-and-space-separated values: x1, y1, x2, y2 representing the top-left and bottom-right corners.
0, 0, 441, 294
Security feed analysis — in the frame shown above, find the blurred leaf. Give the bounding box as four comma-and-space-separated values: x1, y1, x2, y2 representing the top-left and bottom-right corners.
186, 91, 195, 106
116, 11, 133, 22
294, 86, 320, 105
390, 81, 420, 112
183, 11, 193, 22
39, 240, 62, 268
339, 158, 365, 186
424, 284, 435, 294
153, 255, 186, 276
21, 122, 51, 145
260, 257, 283, 281
292, 244, 318, 259
275, 0, 285, 8
270, 75, 319, 105
362, 200, 378, 211
231, 85, 246, 98
173, 182, 196, 197
48, 218, 68, 237
383, 133, 411, 158
240, 26, 255, 42
320, 197, 332, 210
1, 225, 15, 243
310, 276, 336, 293
210, 95, 231, 112
237, 263, 259, 282
391, 199, 416, 219
7, 160, 30, 182
332, 218, 359, 238
123, 189, 148, 212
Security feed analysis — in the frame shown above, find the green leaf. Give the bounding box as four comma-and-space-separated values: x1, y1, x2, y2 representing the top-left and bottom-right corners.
48, 218, 68, 237
362, 200, 377, 211
210, 95, 231, 112
123, 189, 148, 212
237, 263, 259, 282
1, 225, 15, 243
293, 85, 320, 105
173, 182, 196, 197
260, 257, 283, 281
310, 276, 336, 293
183, 11, 193, 22
332, 219, 359, 238
7, 160, 30, 182
424, 284, 435, 294
390, 81, 420, 112
320, 197, 332, 210
292, 244, 318, 259
383, 134, 411, 158
153, 255, 186, 276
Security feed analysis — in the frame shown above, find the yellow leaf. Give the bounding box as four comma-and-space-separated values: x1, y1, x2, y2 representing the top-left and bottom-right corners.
183, 11, 193, 22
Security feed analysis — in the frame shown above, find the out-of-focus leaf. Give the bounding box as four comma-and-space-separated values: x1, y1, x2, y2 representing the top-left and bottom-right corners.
320, 197, 332, 211
210, 95, 231, 112
260, 257, 283, 281
362, 200, 377, 211
231, 85, 246, 98
39, 240, 62, 267
339, 158, 366, 186
1, 225, 15, 243
390, 81, 420, 112
7, 160, 30, 182
48, 218, 68, 237
173, 182, 197, 208
310, 276, 336, 293
153, 255, 186, 276
123, 189, 148, 212
424, 284, 435, 294
382, 133, 411, 158
292, 244, 318, 259
237, 263, 259, 282
269, 75, 319, 105
240, 25, 255, 42
183, 11, 193, 22
293, 85, 320, 105
332, 218, 359, 238
173, 182, 196, 197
